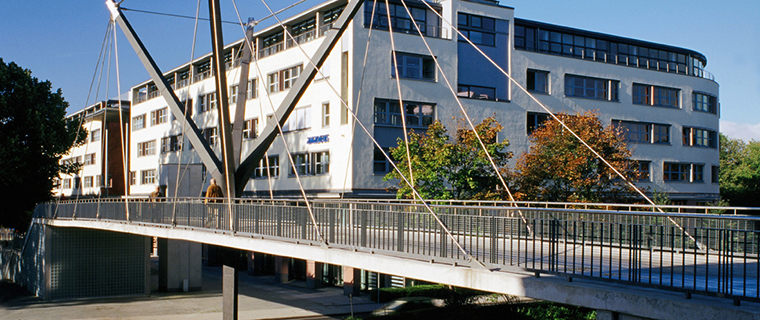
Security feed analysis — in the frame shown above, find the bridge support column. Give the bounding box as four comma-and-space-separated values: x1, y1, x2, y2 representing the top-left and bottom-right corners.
343, 266, 361, 296
158, 238, 202, 292
223, 265, 238, 320
306, 260, 323, 289
274, 256, 290, 283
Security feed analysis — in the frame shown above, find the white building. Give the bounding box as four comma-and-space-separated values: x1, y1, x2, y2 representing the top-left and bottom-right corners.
127, 0, 719, 203
54, 100, 130, 198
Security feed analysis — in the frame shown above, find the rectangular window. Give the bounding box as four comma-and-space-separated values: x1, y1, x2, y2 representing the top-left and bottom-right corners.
254, 155, 279, 179
243, 119, 258, 140
132, 114, 146, 131
84, 153, 96, 166
374, 99, 434, 128
282, 107, 312, 132
203, 127, 218, 145
322, 102, 330, 127
289, 152, 329, 176
711, 165, 719, 183
198, 93, 216, 113
229, 85, 238, 104
181, 99, 193, 119
527, 112, 550, 134
663, 162, 704, 183
365, 2, 435, 37
129, 171, 136, 186
137, 140, 156, 157
457, 85, 496, 101
693, 92, 717, 114
291, 154, 310, 176
373, 147, 393, 174
246, 79, 258, 100
564, 75, 618, 101
527, 69, 549, 94
652, 124, 670, 144
633, 83, 680, 108
73, 177, 80, 189
63, 179, 71, 189
313, 151, 330, 175
457, 12, 496, 46
91, 129, 101, 142
269, 65, 303, 93
392, 52, 435, 81
96, 175, 102, 187
141, 169, 156, 185
161, 134, 182, 153
637, 161, 651, 181
682, 127, 717, 148
613, 120, 670, 144
84, 176, 93, 188
151, 108, 168, 126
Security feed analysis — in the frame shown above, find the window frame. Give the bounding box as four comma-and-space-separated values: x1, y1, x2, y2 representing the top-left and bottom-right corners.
564, 74, 619, 101
527, 69, 549, 94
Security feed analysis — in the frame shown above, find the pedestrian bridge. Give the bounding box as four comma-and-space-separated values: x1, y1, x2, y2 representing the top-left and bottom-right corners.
8, 199, 760, 319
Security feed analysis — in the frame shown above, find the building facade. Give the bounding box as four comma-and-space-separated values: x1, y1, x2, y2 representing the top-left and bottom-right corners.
127, 0, 719, 203
54, 100, 130, 198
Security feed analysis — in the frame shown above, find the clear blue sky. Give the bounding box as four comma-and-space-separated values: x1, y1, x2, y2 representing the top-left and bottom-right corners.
2, 0, 758, 140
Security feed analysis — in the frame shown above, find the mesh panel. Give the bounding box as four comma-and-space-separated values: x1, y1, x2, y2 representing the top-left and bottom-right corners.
49, 227, 147, 300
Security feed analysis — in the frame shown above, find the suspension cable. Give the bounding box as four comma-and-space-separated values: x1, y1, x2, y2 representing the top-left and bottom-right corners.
263, 0, 484, 266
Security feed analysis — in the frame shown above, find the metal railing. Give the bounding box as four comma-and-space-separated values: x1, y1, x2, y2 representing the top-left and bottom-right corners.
36, 199, 760, 301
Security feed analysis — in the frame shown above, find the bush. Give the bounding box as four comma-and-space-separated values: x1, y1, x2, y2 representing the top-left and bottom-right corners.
370, 284, 483, 306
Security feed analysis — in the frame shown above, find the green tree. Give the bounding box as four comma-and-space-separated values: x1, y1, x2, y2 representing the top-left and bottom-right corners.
719, 133, 760, 207
512, 111, 639, 203
0, 58, 86, 230
384, 117, 511, 200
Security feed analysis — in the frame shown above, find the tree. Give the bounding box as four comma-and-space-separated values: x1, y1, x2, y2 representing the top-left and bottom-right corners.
512, 111, 639, 203
384, 117, 512, 200
719, 133, 760, 207
0, 58, 86, 230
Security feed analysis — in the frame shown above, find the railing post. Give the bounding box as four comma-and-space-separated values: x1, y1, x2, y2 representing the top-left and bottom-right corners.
489, 213, 498, 264
360, 209, 368, 248
440, 214, 448, 258
397, 210, 405, 253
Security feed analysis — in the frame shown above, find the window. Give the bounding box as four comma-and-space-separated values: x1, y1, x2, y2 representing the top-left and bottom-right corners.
198, 92, 217, 113
374, 99, 434, 127
229, 85, 238, 104
637, 161, 651, 181
282, 107, 312, 132
613, 120, 670, 144
63, 179, 71, 189
322, 102, 330, 127
693, 92, 717, 114
203, 127, 218, 145
246, 79, 258, 100
527, 112, 550, 134
682, 127, 717, 148
181, 99, 193, 119
711, 165, 719, 183
457, 85, 496, 101
137, 140, 156, 157
364, 2, 435, 37
84, 176, 93, 188
269, 65, 303, 93
663, 162, 704, 183
129, 171, 136, 186
392, 52, 435, 80
91, 129, 101, 142
161, 134, 182, 153
633, 84, 679, 108
132, 114, 146, 131
243, 119, 258, 140
254, 156, 279, 179
527, 70, 549, 94
151, 108, 168, 126
373, 147, 393, 174
289, 151, 329, 176
73, 177, 80, 189
84, 153, 96, 166
96, 175, 102, 187
141, 169, 156, 184
457, 12, 496, 46
564, 75, 618, 101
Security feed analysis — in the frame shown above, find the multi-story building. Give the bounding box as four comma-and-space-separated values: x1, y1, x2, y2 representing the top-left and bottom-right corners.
128, 0, 719, 203
54, 100, 130, 198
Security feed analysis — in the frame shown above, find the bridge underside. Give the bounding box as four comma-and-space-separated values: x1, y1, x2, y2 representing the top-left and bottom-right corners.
35, 219, 760, 320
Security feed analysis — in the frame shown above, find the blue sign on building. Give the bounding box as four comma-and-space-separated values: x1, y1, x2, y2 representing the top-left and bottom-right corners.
307, 134, 329, 144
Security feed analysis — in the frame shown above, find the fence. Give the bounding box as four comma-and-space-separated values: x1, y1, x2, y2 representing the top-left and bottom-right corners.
36, 198, 760, 301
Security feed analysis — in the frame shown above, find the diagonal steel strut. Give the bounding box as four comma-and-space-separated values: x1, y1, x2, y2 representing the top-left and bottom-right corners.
106, 1, 225, 186
234, 0, 365, 196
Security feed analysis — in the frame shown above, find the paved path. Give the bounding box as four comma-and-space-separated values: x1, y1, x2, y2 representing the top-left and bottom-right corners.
0, 264, 382, 320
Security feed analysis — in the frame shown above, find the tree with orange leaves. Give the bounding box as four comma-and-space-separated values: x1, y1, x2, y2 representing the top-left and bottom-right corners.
512, 110, 640, 203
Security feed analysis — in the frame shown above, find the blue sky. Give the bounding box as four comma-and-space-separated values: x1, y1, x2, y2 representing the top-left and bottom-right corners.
2, 0, 758, 141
